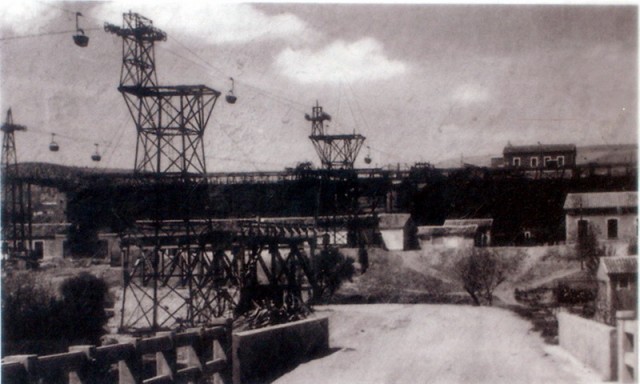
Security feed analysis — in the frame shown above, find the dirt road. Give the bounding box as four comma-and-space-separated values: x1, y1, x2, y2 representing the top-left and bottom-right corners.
274, 304, 602, 384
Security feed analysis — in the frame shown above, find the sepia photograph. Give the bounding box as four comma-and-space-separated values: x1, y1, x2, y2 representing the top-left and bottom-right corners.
0, 1, 637, 383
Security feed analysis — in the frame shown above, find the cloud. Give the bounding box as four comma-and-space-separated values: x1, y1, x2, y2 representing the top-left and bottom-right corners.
92, 2, 315, 45
275, 38, 408, 84
451, 84, 490, 104
0, 1, 63, 35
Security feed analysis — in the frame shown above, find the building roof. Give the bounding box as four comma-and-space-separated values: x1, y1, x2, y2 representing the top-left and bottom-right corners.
444, 219, 493, 228
31, 223, 71, 238
378, 213, 412, 229
417, 225, 478, 238
600, 256, 637, 275
563, 191, 637, 210
503, 144, 576, 155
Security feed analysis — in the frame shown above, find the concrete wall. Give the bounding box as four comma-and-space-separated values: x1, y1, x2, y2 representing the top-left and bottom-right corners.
558, 312, 617, 381
419, 236, 474, 250
566, 212, 637, 246
232, 317, 329, 384
31, 237, 64, 260
380, 229, 404, 251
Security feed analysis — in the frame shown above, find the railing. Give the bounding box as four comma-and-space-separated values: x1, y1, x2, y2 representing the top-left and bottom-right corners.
1, 320, 232, 384
617, 310, 637, 383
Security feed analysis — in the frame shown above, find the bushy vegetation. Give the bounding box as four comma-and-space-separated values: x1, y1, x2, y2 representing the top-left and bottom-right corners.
313, 247, 355, 302
575, 226, 604, 277
2, 272, 109, 355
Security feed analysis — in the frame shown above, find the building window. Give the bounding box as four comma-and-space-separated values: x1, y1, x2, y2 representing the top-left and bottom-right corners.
619, 276, 629, 289
513, 157, 521, 167
607, 218, 618, 239
33, 241, 44, 259
577, 219, 589, 240
557, 156, 565, 167
530, 157, 538, 168
544, 156, 552, 167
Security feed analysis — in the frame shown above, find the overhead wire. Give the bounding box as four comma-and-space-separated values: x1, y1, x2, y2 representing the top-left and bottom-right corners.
165, 35, 308, 113
0, 28, 102, 42
7, 2, 318, 170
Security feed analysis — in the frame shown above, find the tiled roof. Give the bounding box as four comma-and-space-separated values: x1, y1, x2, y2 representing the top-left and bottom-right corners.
378, 213, 411, 229
601, 256, 637, 275
31, 223, 71, 238
444, 219, 493, 228
563, 192, 637, 210
417, 225, 478, 238
503, 144, 576, 155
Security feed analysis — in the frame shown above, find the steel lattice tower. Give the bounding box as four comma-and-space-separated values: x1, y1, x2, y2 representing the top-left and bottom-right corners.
105, 12, 220, 178
306, 102, 366, 246
1, 108, 32, 264
306, 101, 366, 170
106, 13, 225, 331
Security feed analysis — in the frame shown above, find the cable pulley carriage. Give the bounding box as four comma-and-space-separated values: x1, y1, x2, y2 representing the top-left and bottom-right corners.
226, 77, 237, 104
72, 12, 89, 47
91, 143, 101, 162
49, 133, 59, 152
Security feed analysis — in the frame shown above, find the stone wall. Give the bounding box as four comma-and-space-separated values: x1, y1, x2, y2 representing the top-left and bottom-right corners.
232, 317, 329, 384
558, 312, 617, 380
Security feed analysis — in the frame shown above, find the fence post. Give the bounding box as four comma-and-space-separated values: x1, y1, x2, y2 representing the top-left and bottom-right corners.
617, 310, 637, 383
156, 331, 177, 381
214, 319, 233, 384
2, 355, 38, 384
181, 329, 204, 384
119, 338, 143, 384
68, 345, 98, 384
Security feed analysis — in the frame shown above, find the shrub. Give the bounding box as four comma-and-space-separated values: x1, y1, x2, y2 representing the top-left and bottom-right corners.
313, 247, 355, 302
59, 273, 109, 344
553, 282, 597, 305
2, 272, 108, 355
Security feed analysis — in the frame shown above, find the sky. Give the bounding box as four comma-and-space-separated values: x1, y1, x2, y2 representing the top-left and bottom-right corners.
0, 1, 637, 172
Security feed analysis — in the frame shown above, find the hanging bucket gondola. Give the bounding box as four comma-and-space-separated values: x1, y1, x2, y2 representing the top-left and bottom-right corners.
91, 143, 101, 162
225, 77, 237, 104
73, 12, 89, 47
49, 133, 59, 152
364, 146, 372, 164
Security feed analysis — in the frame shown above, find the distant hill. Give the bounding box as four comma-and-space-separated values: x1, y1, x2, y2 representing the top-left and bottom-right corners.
575, 144, 637, 165
434, 154, 494, 169
434, 143, 637, 169
8, 162, 133, 188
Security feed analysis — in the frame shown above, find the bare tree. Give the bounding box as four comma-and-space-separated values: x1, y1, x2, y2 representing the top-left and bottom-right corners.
455, 248, 521, 306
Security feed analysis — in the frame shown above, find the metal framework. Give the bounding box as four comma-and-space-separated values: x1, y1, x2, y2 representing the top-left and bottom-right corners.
118, 220, 318, 332
306, 101, 366, 170
105, 13, 220, 177
106, 13, 321, 332
1, 109, 33, 264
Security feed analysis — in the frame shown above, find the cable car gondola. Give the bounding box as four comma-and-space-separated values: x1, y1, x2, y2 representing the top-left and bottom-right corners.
73, 12, 89, 47
49, 133, 59, 152
91, 143, 101, 162
225, 77, 237, 104
364, 146, 372, 164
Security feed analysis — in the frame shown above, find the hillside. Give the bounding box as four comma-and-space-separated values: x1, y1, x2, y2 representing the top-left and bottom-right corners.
332, 245, 583, 306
